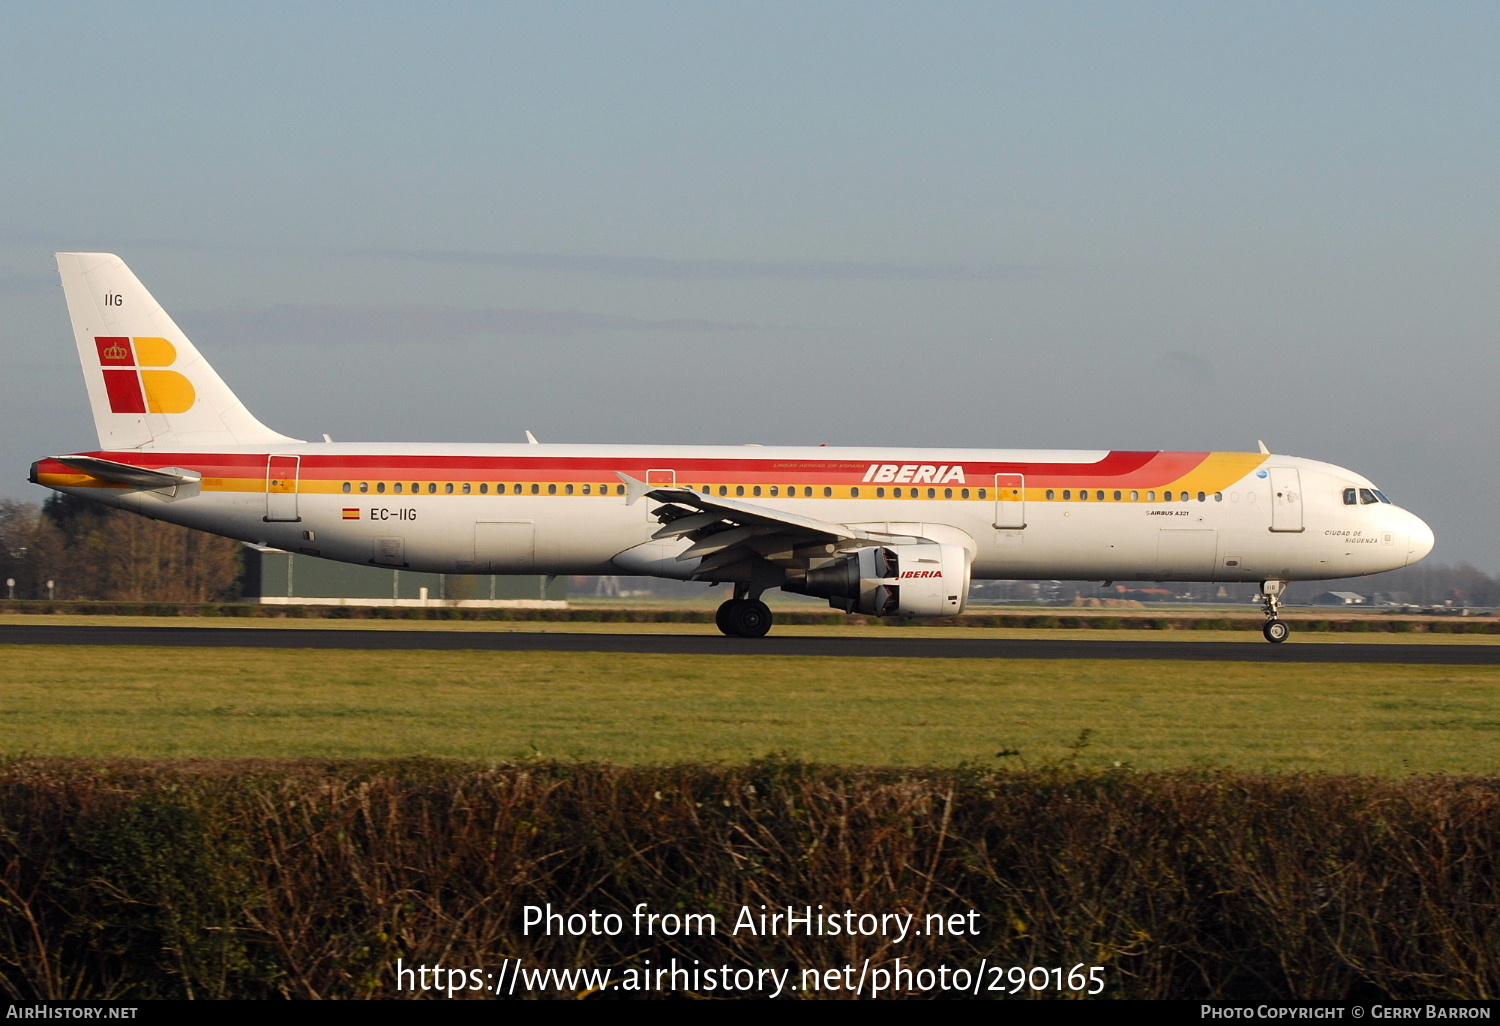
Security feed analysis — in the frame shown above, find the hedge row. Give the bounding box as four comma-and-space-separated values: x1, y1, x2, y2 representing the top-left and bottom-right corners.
0, 760, 1497, 1000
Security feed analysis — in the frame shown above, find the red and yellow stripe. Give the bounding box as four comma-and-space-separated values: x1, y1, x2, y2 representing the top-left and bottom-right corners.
32, 450, 1269, 503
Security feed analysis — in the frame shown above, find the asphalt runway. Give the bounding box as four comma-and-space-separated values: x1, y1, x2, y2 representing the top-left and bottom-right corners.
1, 624, 1497, 664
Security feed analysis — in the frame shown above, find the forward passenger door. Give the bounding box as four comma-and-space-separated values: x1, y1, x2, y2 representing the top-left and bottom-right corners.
1268, 467, 1304, 532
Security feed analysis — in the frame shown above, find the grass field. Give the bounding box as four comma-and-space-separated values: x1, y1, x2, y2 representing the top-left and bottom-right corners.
3, 643, 1499, 773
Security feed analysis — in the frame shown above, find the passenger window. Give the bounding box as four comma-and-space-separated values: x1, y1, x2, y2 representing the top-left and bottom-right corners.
719, 486, 728, 496
565, 484, 574, 495
736, 486, 745, 496
548, 484, 557, 495
359, 482, 368, 494
1079, 490, 1088, 501
1163, 491, 1172, 501
824, 487, 833, 497
1147, 491, 1155, 502
894, 487, 903, 498
1113, 490, 1122, 501
753, 486, 761, 496
1359, 488, 1378, 504
428, 483, 437, 494
1197, 492, 1206, 502
531, 484, 540, 494
1214, 492, 1222, 502
462, 483, 471, 494
1343, 488, 1358, 505
876, 487, 886, 497
342, 482, 351, 493
377, 482, 386, 494
926, 488, 935, 498
1063, 489, 1072, 500
394, 483, 403, 494
582, 484, 591, 495
944, 488, 953, 499
1096, 490, 1104, 501
961, 488, 970, 499
769, 486, 778, 496
1130, 490, 1139, 501
411, 483, 419, 494
1046, 490, 1055, 500
850, 487, 859, 497
479, 483, 488, 494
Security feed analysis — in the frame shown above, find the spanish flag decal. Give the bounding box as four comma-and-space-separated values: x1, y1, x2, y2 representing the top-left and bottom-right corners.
342, 508, 360, 520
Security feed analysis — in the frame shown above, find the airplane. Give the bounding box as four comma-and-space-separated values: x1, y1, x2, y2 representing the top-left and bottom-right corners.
29, 253, 1434, 642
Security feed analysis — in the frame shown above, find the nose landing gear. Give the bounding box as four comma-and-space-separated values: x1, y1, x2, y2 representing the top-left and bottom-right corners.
715, 587, 774, 638
1260, 580, 1290, 643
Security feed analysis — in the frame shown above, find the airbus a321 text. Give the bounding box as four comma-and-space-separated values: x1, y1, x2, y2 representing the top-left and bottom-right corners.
31, 254, 1434, 642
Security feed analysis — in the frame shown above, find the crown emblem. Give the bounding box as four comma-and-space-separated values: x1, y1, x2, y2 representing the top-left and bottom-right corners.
103, 343, 128, 361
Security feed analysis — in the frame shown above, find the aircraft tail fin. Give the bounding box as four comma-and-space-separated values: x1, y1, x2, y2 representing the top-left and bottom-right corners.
55, 252, 302, 451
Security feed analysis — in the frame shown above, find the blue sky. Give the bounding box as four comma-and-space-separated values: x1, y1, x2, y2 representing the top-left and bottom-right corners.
2, 2, 1496, 567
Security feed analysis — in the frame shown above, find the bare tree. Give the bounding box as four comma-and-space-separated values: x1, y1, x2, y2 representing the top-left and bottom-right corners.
0, 496, 243, 602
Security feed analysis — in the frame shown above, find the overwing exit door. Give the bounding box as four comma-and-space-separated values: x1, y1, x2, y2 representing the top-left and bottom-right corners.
994, 474, 1025, 529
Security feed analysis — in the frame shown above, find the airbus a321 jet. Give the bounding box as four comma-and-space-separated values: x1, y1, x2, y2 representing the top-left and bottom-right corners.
30, 254, 1434, 641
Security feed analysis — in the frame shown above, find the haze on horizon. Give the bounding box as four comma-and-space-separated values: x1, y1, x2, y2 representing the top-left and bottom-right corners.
1, 3, 1494, 568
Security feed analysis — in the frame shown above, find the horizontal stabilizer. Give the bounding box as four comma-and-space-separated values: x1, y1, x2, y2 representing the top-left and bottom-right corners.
49, 455, 201, 490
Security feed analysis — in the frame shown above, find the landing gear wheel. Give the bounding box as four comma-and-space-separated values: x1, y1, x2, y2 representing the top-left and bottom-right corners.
721, 599, 773, 638
715, 599, 746, 636
1259, 580, 1290, 645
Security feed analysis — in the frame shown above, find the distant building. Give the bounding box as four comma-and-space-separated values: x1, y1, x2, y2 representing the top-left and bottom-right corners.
1313, 591, 1368, 606
241, 548, 566, 607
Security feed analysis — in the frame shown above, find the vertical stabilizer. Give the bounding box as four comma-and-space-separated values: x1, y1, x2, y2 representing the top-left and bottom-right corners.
56, 252, 302, 450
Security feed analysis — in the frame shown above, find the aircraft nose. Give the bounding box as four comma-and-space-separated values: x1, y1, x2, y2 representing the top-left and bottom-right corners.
1406, 516, 1435, 566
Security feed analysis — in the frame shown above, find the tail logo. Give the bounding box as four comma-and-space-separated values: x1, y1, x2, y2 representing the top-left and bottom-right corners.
94, 337, 196, 414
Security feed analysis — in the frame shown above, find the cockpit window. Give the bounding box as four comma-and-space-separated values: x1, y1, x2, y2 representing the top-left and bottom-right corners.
1359, 488, 1378, 504
1373, 490, 1392, 504
1343, 488, 1358, 505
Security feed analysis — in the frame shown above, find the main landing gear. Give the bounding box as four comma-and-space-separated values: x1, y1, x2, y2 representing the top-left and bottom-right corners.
715, 587, 773, 638
1260, 579, 1290, 644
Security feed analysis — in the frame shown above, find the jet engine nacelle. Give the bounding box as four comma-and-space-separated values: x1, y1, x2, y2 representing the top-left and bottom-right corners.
789, 542, 970, 616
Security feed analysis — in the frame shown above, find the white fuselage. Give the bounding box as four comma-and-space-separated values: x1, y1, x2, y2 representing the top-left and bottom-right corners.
35, 441, 1434, 588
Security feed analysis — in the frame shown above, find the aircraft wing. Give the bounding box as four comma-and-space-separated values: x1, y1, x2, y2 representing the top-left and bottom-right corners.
617, 472, 915, 577
49, 455, 202, 491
